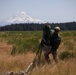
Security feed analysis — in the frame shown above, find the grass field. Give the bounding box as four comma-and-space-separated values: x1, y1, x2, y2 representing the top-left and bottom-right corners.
0, 31, 76, 75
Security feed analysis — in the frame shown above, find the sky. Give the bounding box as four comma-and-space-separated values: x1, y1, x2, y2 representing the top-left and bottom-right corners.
0, 0, 76, 23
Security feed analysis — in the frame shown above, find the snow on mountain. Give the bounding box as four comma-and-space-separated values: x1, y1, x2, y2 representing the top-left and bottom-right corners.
0, 12, 42, 26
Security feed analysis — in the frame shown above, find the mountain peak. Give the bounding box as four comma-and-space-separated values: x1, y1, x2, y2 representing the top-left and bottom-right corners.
16, 12, 28, 17
0, 12, 42, 26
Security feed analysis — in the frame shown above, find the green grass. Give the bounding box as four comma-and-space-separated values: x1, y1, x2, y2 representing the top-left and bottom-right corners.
0, 31, 42, 54
60, 30, 76, 37
0, 30, 76, 55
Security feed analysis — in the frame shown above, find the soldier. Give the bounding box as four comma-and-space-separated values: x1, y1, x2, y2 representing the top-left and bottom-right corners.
51, 26, 61, 63
44, 26, 61, 63
40, 23, 52, 63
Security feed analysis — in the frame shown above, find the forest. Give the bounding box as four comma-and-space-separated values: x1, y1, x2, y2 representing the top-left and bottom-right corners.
0, 21, 76, 31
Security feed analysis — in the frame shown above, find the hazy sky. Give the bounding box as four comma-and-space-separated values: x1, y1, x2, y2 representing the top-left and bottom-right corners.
0, 0, 76, 23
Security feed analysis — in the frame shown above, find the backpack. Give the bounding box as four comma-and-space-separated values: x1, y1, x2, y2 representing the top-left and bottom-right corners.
41, 25, 51, 46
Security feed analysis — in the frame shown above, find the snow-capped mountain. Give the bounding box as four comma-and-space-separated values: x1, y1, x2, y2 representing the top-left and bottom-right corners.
0, 12, 42, 26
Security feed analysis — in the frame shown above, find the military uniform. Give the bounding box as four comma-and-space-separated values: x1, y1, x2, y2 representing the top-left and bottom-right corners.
51, 32, 61, 63
44, 27, 61, 63
40, 26, 61, 64
40, 25, 52, 63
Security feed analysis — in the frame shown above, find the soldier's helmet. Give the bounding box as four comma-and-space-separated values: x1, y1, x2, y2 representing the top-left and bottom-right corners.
54, 26, 60, 32
43, 23, 51, 32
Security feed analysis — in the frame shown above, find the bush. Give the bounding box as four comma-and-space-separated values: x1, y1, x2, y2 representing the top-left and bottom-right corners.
59, 51, 74, 60
11, 46, 16, 55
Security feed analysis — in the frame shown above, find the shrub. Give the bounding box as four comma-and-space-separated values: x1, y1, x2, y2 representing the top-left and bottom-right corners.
59, 51, 75, 60
11, 46, 16, 55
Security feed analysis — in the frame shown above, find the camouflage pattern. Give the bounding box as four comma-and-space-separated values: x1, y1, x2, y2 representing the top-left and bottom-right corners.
50, 32, 61, 51
41, 25, 61, 63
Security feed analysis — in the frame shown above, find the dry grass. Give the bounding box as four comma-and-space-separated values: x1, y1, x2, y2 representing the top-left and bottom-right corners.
0, 41, 76, 75
0, 31, 76, 75
0, 39, 35, 72
30, 58, 76, 75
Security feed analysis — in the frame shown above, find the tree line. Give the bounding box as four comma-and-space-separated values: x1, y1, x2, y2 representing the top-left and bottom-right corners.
0, 22, 76, 31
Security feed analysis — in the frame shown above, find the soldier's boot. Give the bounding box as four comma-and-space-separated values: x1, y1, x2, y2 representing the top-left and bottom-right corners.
44, 53, 51, 64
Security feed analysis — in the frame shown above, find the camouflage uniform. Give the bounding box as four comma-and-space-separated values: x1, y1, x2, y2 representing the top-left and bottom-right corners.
40, 25, 52, 63
45, 27, 61, 63
50, 32, 61, 63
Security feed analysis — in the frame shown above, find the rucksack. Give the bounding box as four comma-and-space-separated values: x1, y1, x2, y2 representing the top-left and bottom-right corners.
42, 25, 51, 45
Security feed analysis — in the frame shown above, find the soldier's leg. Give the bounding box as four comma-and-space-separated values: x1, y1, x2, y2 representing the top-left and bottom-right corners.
44, 47, 52, 64
44, 52, 51, 64
42, 45, 51, 64
52, 50, 58, 63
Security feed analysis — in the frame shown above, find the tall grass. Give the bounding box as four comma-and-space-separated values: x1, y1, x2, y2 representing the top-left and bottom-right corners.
29, 59, 76, 75
0, 31, 76, 55
0, 31, 42, 54
0, 31, 76, 75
